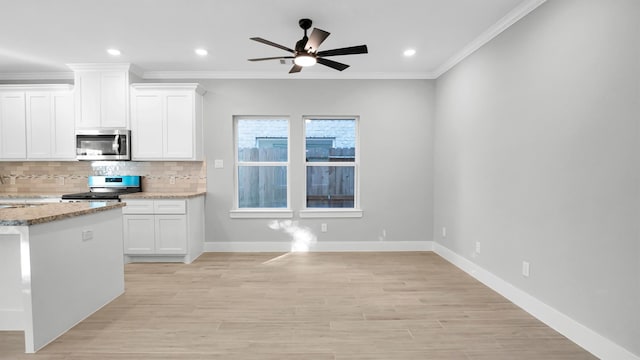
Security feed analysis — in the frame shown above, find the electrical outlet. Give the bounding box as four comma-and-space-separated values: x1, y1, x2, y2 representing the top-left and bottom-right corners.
82, 230, 93, 241
475, 241, 481, 254
57, 176, 65, 185
321, 223, 328, 232
522, 261, 530, 277
214, 159, 224, 169
169, 176, 176, 184
442, 227, 447, 238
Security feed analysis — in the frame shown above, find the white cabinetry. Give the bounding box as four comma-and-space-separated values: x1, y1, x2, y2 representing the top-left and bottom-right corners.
26, 90, 75, 160
130, 84, 205, 160
0, 85, 75, 161
122, 197, 204, 263
0, 92, 26, 159
68, 63, 134, 129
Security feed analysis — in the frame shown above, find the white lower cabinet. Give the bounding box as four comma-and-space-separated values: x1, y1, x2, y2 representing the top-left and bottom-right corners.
122, 197, 204, 263
122, 215, 156, 254
156, 215, 188, 253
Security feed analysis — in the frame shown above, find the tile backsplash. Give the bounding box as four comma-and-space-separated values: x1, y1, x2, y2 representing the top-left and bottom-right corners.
0, 161, 206, 194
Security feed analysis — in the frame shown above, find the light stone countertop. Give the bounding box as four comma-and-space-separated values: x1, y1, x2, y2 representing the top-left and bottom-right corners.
0, 193, 65, 199
0, 202, 126, 226
119, 191, 206, 199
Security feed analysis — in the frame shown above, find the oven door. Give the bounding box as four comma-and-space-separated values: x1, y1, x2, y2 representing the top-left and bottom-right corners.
76, 129, 131, 161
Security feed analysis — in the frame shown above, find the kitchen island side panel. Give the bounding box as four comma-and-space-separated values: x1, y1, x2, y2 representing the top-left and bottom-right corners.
27, 208, 124, 352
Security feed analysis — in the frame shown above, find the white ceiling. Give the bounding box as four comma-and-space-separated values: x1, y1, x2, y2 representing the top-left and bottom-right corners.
0, 0, 546, 80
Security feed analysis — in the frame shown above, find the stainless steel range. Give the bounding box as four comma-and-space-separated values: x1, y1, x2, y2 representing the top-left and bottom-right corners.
61, 175, 141, 202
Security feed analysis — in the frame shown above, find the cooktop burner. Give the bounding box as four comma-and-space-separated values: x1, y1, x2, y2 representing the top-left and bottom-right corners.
61, 188, 141, 200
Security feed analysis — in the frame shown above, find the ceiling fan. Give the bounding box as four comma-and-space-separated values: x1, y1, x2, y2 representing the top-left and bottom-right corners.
248, 18, 368, 74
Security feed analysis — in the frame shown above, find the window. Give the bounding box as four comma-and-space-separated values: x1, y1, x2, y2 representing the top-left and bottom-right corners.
232, 116, 361, 219
304, 117, 359, 212
234, 117, 290, 215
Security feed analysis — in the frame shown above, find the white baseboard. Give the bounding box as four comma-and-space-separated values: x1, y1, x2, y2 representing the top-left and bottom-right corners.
0, 309, 23, 330
204, 241, 434, 252
433, 242, 639, 360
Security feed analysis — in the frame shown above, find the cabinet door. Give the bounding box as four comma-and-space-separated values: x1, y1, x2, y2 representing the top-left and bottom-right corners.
101, 71, 128, 128
50, 92, 75, 159
75, 72, 102, 128
26, 92, 52, 159
164, 92, 194, 159
0, 92, 27, 159
123, 215, 155, 254
131, 91, 163, 159
155, 215, 187, 254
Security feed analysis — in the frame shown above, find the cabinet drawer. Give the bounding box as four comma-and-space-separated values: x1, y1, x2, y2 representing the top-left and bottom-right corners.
154, 200, 186, 214
122, 200, 154, 214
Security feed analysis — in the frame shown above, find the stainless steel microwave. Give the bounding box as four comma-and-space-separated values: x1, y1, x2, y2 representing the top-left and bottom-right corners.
76, 129, 131, 161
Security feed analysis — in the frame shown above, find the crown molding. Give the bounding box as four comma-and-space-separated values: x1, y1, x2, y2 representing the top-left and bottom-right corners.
0, 70, 436, 81
0, 72, 73, 81
0, 84, 73, 91
66, 63, 132, 72
433, 0, 547, 78
141, 70, 437, 80
131, 82, 207, 95
65, 63, 145, 78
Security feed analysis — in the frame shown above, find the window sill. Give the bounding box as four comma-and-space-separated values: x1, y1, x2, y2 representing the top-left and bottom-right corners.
229, 209, 294, 219
299, 209, 363, 218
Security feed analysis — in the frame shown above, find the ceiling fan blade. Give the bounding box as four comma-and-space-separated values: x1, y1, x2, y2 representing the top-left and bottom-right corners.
250, 37, 295, 54
305, 28, 330, 53
289, 64, 303, 73
317, 57, 350, 71
317, 45, 368, 57
248, 56, 294, 62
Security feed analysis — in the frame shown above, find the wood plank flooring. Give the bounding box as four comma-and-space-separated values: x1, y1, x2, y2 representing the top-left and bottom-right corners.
0, 252, 597, 359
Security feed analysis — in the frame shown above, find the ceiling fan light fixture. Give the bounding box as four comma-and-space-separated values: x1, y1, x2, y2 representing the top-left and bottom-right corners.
294, 54, 317, 67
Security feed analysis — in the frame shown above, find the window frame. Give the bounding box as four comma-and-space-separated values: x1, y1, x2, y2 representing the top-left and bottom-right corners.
231, 116, 293, 219
300, 116, 362, 218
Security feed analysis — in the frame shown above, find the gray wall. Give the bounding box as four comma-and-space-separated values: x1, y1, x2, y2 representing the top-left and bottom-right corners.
434, 0, 640, 355
203, 79, 435, 247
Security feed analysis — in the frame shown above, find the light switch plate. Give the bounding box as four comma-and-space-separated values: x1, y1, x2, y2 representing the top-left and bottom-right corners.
522, 261, 530, 277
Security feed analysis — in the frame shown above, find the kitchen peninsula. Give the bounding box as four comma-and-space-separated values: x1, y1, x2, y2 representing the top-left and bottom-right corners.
0, 202, 126, 353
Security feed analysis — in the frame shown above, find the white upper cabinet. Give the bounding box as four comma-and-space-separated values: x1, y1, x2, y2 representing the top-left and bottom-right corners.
26, 89, 75, 160
130, 83, 205, 161
130, 90, 163, 158
0, 91, 27, 159
0, 85, 74, 161
68, 63, 134, 129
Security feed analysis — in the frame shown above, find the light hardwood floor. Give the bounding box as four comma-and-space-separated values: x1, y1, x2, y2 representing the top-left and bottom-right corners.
0, 252, 597, 359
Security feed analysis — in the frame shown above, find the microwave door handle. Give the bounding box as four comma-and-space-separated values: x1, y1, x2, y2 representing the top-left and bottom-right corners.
113, 135, 120, 153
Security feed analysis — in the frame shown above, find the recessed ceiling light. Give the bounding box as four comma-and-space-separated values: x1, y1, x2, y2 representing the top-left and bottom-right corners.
107, 48, 121, 56
195, 48, 208, 56
403, 48, 416, 57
